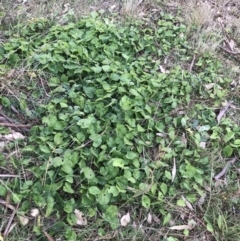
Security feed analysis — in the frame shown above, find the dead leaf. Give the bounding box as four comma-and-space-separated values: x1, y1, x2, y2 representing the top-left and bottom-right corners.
120, 212, 130, 227
197, 193, 206, 206
159, 65, 166, 73
147, 213, 152, 224
169, 224, 193, 230
109, 4, 116, 11
62, 3, 70, 13
2, 132, 25, 141
171, 158, 176, 183
159, 65, 170, 74
228, 39, 235, 51
199, 142, 206, 149
19, 215, 29, 226
179, 33, 184, 39
6, 69, 16, 79
0, 141, 6, 150
30, 208, 39, 217
156, 132, 167, 137
181, 133, 187, 146
152, 214, 160, 224
181, 196, 193, 211
74, 209, 87, 226
43, 230, 55, 241
217, 101, 232, 124
205, 83, 215, 90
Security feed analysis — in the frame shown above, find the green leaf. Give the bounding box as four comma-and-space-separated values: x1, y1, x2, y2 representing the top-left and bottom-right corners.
181, 117, 186, 127
137, 124, 145, 132
142, 195, 151, 209
77, 117, 95, 128
1, 97, 11, 107
45, 196, 55, 217
176, 199, 186, 207
126, 151, 138, 159
83, 167, 95, 179
93, 135, 102, 147
207, 222, 214, 233
224, 132, 235, 142
102, 205, 119, 229
43, 114, 57, 127
51, 157, 63, 167
60, 102, 68, 108
40, 145, 51, 154
64, 198, 75, 213
112, 158, 125, 168
102, 65, 111, 72
88, 186, 101, 195
91, 66, 102, 73
62, 164, 73, 175
98, 191, 111, 206
124, 137, 133, 146
234, 139, 240, 146
198, 125, 210, 132
108, 186, 119, 197
160, 183, 168, 195
120, 96, 132, 110
63, 183, 74, 194
163, 213, 172, 225
54, 133, 63, 145
165, 170, 172, 180
223, 145, 233, 157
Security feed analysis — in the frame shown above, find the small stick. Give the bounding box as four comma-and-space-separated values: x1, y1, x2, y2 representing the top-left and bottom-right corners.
40, 78, 50, 97
218, 45, 240, 55
3, 202, 19, 237
189, 54, 196, 72
0, 123, 32, 128
0, 199, 16, 211
0, 174, 20, 178
214, 157, 237, 180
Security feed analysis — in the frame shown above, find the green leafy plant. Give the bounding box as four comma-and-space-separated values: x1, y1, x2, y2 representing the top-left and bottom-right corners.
0, 11, 235, 240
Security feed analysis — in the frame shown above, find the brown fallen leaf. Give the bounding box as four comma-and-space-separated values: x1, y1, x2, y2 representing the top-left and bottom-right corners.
6, 69, 16, 79
152, 214, 160, 224
19, 215, 29, 226
147, 213, 152, 224
228, 39, 235, 51
30, 208, 39, 217
217, 101, 232, 124
159, 65, 169, 74
171, 158, 176, 183
181, 196, 193, 211
2, 132, 25, 141
205, 83, 215, 90
169, 224, 193, 230
120, 212, 130, 227
74, 209, 87, 226
199, 142, 206, 149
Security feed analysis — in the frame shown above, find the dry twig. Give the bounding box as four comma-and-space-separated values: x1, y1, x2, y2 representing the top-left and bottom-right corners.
214, 157, 237, 180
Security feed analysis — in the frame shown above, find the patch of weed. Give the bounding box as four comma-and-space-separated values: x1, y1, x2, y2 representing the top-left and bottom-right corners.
0, 8, 239, 241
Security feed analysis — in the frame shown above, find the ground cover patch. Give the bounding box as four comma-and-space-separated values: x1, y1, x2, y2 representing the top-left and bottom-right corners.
1, 5, 240, 241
